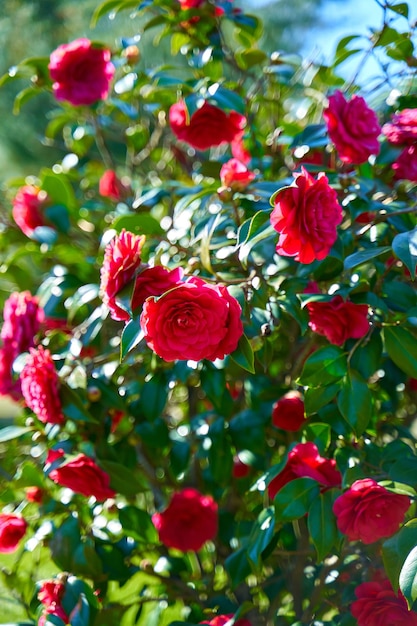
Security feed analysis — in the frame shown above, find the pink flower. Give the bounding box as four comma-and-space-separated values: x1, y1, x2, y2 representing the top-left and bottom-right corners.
219, 158, 255, 191
272, 391, 305, 431
200, 615, 251, 626
152, 488, 218, 551
323, 90, 381, 163
169, 100, 246, 151
100, 229, 145, 321
306, 296, 370, 346
270, 167, 343, 264
382, 108, 417, 145
20, 346, 64, 426
0, 347, 21, 399
49, 38, 115, 106
38, 580, 69, 626
333, 478, 411, 544
0, 513, 27, 553
1, 291, 44, 354
392, 145, 417, 181
131, 266, 184, 312
351, 578, 417, 626
99, 170, 128, 201
48, 453, 116, 501
231, 136, 251, 165
267, 442, 341, 499
12, 185, 49, 238
140, 276, 243, 362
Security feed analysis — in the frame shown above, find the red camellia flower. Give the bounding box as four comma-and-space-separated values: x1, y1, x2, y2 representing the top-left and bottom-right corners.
219, 158, 255, 191
392, 145, 417, 182
100, 229, 146, 321
12, 185, 49, 238
0, 513, 28, 552
38, 579, 69, 626
351, 578, 417, 626
306, 296, 370, 346
333, 478, 411, 544
169, 100, 246, 151
0, 347, 20, 399
152, 488, 218, 551
200, 614, 252, 626
48, 454, 116, 501
179, 0, 205, 7
272, 391, 305, 431
232, 455, 251, 479
1, 291, 45, 353
99, 170, 128, 201
140, 276, 243, 362
382, 108, 417, 145
49, 38, 115, 106
270, 168, 343, 264
20, 346, 64, 426
131, 266, 184, 312
25, 486, 44, 504
323, 90, 381, 163
267, 442, 341, 499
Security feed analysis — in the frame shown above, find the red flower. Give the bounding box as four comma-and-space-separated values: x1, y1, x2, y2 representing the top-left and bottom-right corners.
267, 442, 341, 499
99, 170, 128, 201
270, 168, 343, 264
20, 346, 64, 426
232, 456, 251, 479
200, 615, 252, 626
0, 347, 21, 399
49, 454, 116, 501
131, 266, 184, 312
12, 185, 49, 238
140, 276, 243, 362
0, 513, 28, 553
231, 136, 251, 165
382, 108, 417, 145
323, 90, 381, 163
306, 296, 370, 346
272, 391, 305, 431
152, 488, 218, 552
100, 229, 145, 321
169, 100, 246, 151
333, 478, 410, 544
351, 578, 417, 626
38, 580, 69, 626
25, 486, 44, 503
49, 38, 115, 106
1, 291, 44, 354
179, 0, 205, 7
219, 158, 255, 191
392, 145, 417, 182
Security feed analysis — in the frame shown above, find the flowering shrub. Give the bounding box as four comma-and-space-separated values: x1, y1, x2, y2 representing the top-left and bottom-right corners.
0, 0, 417, 625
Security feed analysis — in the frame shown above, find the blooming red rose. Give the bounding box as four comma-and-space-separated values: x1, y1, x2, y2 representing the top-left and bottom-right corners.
99, 170, 128, 201
49, 38, 115, 106
25, 486, 44, 503
100, 229, 146, 321
306, 296, 370, 346
38, 580, 69, 626
131, 266, 184, 312
351, 578, 417, 626
267, 442, 341, 499
48, 454, 116, 501
382, 108, 417, 145
20, 346, 64, 426
1, 291, 44, 354
323, 90, 381, 163
140, 276, 243, 362
392, 144, 417, 181
333, 478, 410, 544
272, 391, 305, 431
270, 168, 343, 264
200, 614, 251, 626
0, 513, 28, 552
12, 185, 49, 238
152, 488, 218, 551
219, 158, 255, 191
169, 100, 246, 151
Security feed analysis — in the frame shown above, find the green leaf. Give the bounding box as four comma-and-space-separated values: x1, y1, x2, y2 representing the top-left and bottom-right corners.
274, 477, 320, 522
308, 490, 340, 562
50, 516, 81, 571
237, 210, 270, 247
337, 371, 372, 436
99, 460, 147, 497
400, 545, 417, 608
225, 545, 252, 586
230, 334, 255, 373
120, 318, 144, 360
388, 2, 409, 18
236, 48, 267, 69
0, 426, 32, 443
302, 423, 331, 453
298, 346, 347, 388
384, 326, 417, 377
13, 86, 39, 114
290, 124, 328, 149
91, 0, 137, 26
344, 246, 391, 270
392, 226, 417, 279
119, 506, 158, 542
304, 384, 340, 415
208, 418, 233, 486
247, 507, 276, 566
40, 169, 77, 211
112, 214, 164, 236
59, 384, 97, 423
383, 520, 417, 593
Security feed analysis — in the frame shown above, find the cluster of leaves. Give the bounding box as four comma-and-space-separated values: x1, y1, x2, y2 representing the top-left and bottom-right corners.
0, 1, 417, 625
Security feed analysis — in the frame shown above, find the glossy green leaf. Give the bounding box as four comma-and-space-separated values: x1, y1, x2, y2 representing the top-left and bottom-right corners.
99, 460, 147, 497
112, 213, 164, 236
308, 490, 340, 562
120, 318, 144, 360
298, 346, 347, 387
274, 477, 320, 522
59, 384, 97, 423
384, 326, 417, 377
119, 506, 158, 542
247, 506, 276, 566
230, 334, 255, 373
0, 426, 33, 443
225, 545, 252, 586
400, 545, 417, 608
392, 226, 417, 279
383, 519, 417, 593
304, 384, 340, 415
337, 371, 372, 436
344, 246, 391, 270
